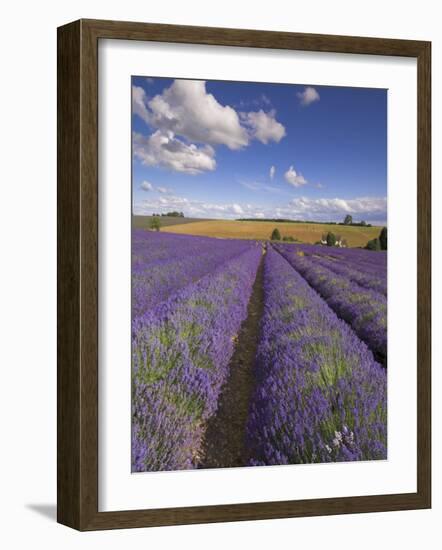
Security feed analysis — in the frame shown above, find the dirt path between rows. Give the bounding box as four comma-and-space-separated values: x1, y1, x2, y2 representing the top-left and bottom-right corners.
199, 251, 265, 469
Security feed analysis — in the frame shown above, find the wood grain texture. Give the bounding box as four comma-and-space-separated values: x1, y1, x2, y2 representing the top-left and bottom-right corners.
83, 18, 427, 56
57, 20, 81, 529
416, 42, 431, 507
57, 19, 431, 531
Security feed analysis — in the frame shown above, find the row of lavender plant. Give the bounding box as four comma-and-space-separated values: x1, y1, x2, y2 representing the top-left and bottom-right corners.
321, 244, 387, 264
317, 246, 387, 277
295, 247, 386, 296
246, 247, 387, 465
290, 243, 387, 280
274, 244, 387, 364
132, 230, 256, 317
132, 246, 262, 472
132, 229, 235, 269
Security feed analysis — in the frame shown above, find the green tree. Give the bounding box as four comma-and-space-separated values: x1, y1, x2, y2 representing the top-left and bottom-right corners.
149, 216, 161, 232
326, 231, 336, 247
271, 228, 281, 241
164, 211, 185, 218
344, 214, 353, 225
366, 237, 381, 251
379, 227, 387, 250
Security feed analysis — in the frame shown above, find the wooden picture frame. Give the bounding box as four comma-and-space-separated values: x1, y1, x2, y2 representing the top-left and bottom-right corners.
57, 18, 431, 530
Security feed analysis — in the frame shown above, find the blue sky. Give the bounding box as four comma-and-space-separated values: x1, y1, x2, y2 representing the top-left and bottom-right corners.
132, 76, 387, 224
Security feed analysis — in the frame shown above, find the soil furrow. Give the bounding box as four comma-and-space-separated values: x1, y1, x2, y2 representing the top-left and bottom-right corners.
199, 249, 265, 468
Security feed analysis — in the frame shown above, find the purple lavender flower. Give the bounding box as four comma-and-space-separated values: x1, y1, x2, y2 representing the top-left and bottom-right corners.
132, 230, 255, 317
246, 247, 387, 465
274, 243, 387, 364
132, 239, 261, 471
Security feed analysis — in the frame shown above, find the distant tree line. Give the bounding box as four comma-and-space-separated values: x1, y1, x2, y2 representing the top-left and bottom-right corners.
240, 218, 343, 225
151, 211, 184, 218
237, 215, 372, 227
152, 210, 184, 218
147, 211, 187, 232
340, 214, 371, 227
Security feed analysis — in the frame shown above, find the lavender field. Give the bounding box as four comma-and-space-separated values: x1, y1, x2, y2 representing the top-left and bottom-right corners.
132, 231, 387, 472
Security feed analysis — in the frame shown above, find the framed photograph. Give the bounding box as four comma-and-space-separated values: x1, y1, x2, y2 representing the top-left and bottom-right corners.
57, 19, 431, 530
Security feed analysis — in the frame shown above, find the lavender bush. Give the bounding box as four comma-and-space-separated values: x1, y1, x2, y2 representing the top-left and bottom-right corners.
132, 230, 255, 317
301, 251, 386, 296
246, 248, 387, 465
279, 242, 387, 279
132, 245, 261, 471
274, 244, 387, 363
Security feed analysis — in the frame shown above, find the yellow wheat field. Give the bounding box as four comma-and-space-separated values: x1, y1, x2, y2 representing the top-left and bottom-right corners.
162, 220, 382, 247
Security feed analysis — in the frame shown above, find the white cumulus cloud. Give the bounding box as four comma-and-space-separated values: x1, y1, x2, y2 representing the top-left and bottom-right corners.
133, 131, 216, 175
297, 86, 320, 106
133, 193, 386, 224
139, 180, 173, 194
284, 166, 308, 187
132, 86, 150, 123
270, 165, 276, 180
135, 195, 253, 219
140, 180, 154, 191
132, 80, 286, 174
241, 110, 286, 144
145, 79, 249, 150
288, 196, 387, 220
